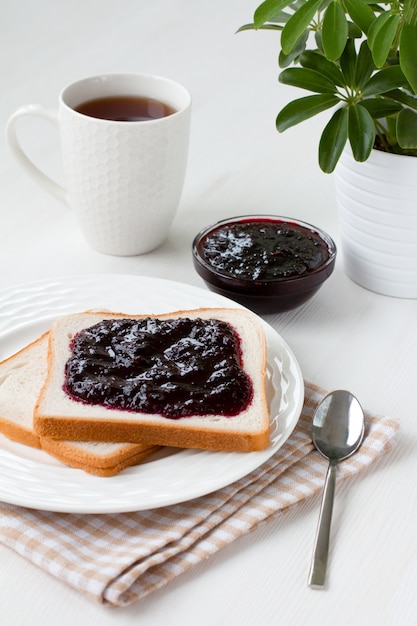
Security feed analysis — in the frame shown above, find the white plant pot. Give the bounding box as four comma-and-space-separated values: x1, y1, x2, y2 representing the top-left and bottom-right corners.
335, 147, 417, 298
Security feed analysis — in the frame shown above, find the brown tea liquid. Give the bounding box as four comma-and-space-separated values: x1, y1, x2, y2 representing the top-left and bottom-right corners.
75, 95, 176, 121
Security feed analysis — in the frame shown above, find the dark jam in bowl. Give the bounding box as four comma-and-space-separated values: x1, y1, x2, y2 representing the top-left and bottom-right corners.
198, 218, 330, 281
192, 216, 337, 314
64, 317, 252, 418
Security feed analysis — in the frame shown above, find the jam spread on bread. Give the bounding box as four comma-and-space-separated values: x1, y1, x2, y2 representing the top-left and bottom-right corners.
198, 218, 330, 281
64, 317, 253, 418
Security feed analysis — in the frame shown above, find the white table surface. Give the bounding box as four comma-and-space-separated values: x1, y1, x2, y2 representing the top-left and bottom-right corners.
1, 1, 416, 624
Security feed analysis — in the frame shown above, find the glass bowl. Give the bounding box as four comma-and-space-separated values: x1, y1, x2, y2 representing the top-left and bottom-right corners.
192, 215, 337, 314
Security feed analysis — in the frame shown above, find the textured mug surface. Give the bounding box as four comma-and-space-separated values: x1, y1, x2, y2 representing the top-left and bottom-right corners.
335, 147, 417, 298
7, 74, 192, 255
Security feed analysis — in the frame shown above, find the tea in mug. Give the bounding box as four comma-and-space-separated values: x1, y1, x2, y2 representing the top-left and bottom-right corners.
75, 95, 176, 121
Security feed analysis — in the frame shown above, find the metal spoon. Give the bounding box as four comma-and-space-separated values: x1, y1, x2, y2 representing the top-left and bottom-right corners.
308, 390, 365, 588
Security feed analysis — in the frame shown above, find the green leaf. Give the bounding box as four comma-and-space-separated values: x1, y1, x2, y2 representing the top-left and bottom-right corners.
368, 13, 400, 68
354, 41, 375, 89
362, 65, 409, 97
322, 2, 349, 60
359, 98, 402, 118
314, 29, 323, 53
348, 104, 375, 161
236, 23, 256, 32
319, 107, 349, 172
367, 12, 393, 50
281, 0, 324, 55
237, 23, 283, 32
268, 10, 293, 24
254, 0, 293, 27
339, 38, 357, 86
279, 30, 309, 67
347, 21, 363, 39
384, 89, 417, 111
385, 116, 398, 145
276, 93, 340, 131
300, 50, 346, 87
279, 67, 338, 93
343, 0, 375, 34
400, 23, 417, 94
397, 109, 417, 149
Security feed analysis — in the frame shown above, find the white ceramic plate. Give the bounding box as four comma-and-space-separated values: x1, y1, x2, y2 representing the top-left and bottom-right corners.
0, 275, 304, 513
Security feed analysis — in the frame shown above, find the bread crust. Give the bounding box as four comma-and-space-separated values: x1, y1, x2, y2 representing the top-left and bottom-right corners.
34, 308, 270, 452
39, 437, 160, 476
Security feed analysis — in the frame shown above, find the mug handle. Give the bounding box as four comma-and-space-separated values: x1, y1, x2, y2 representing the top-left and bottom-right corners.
6, 104, 67, 204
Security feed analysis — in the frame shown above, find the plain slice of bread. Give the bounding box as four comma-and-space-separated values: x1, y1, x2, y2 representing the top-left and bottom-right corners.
34, 308, 270, 452
0, 333, 159, 476
0, 333, 48, 449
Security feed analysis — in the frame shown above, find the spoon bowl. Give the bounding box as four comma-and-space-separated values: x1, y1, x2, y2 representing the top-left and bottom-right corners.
308, 390, 365, 588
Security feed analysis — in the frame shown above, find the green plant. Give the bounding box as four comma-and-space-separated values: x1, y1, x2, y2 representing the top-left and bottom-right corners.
239, 0, 417, 172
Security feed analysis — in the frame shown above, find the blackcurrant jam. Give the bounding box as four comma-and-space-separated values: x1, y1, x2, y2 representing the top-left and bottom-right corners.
64, 317, 253, 418
197, 218, 331, 281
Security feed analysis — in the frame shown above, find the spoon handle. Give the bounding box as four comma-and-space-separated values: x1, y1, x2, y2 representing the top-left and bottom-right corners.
308, 458, 337, 588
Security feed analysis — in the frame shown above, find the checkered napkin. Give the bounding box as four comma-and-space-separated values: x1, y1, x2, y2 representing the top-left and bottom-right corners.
0, 382, 398, 607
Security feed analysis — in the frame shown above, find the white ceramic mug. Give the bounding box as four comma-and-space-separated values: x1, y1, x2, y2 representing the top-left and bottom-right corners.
6, 73, 191, 255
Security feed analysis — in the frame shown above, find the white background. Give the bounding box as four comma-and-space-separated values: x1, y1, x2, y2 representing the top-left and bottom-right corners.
1, 1, 416, 624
